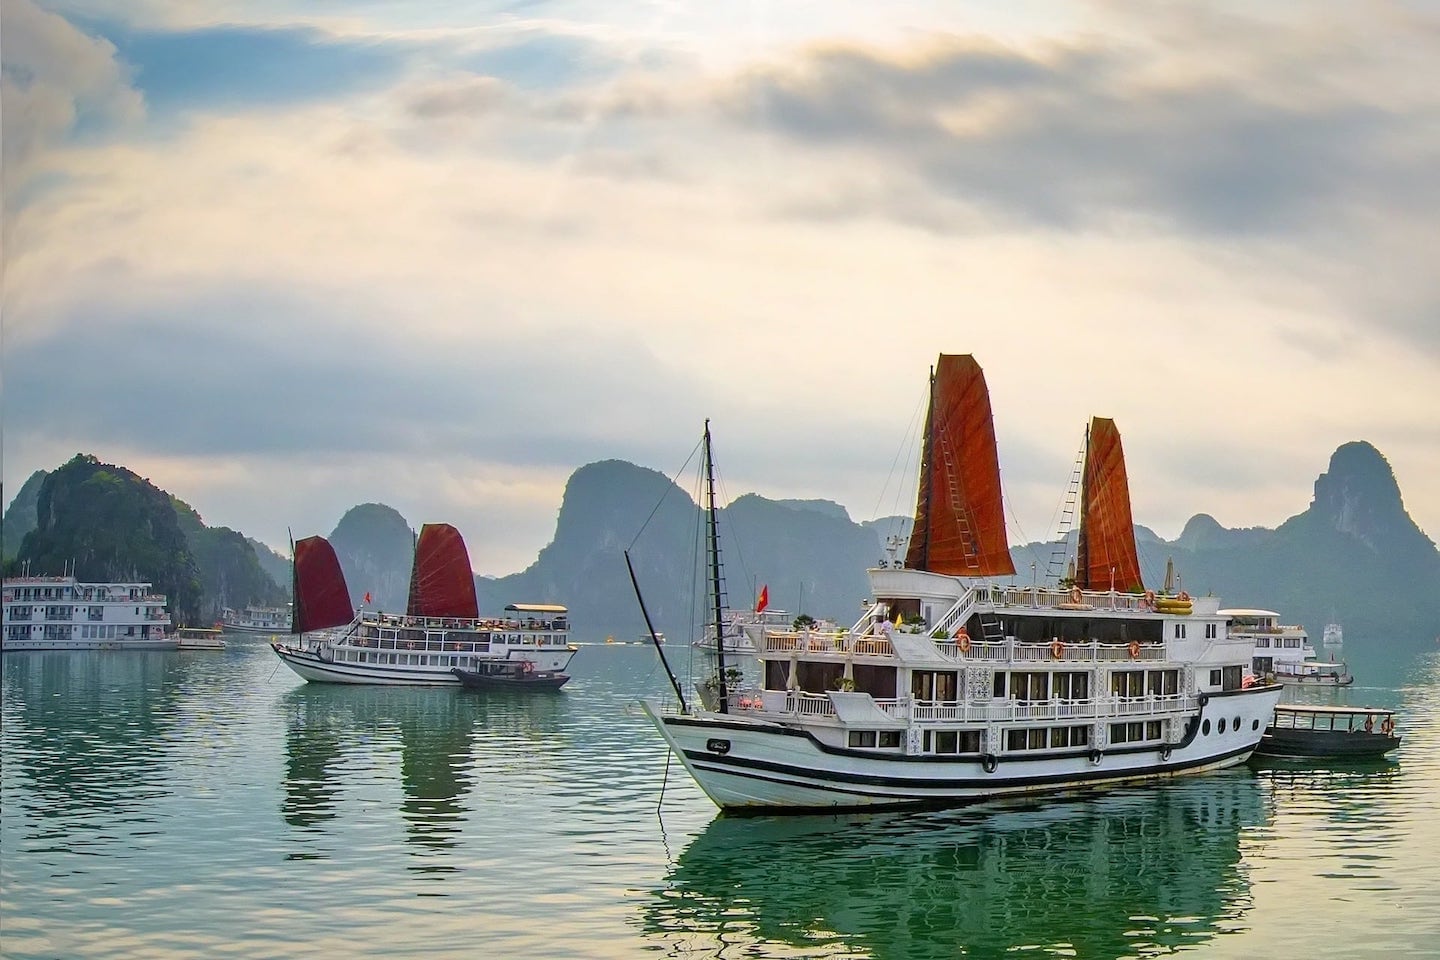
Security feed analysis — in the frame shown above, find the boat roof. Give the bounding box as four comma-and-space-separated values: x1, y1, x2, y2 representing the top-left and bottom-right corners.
505, 603, 567, 614
1276, 704, 1393, 716
1217, 608, 1281, 618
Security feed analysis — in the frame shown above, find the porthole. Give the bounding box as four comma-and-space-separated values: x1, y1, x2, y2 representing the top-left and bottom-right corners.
1202, 719, 1211, 736
1234, 715, 1241, 730
1252, 719, 1260, 731
1219, 718, 1227, 734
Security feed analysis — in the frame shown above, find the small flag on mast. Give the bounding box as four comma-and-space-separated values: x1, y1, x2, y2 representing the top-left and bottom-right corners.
363, 592, 372, 605
755, 585, 769, 613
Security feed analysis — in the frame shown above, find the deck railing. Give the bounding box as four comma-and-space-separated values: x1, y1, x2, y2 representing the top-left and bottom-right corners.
739, 691, 1198, 723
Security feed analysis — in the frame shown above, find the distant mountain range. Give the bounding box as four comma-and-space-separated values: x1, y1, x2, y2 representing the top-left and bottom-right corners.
5, 441, 1436, 646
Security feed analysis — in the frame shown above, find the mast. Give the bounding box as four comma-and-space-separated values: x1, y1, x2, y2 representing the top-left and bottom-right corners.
704, 420, 730, 714
906, 364, 937, 572
1076, 422, 1091, 589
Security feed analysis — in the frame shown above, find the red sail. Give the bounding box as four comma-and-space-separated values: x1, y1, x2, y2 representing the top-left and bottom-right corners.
291, 536, 354, 634
406, 523, 480, 619
904, 354, 1015, 577
1078, 417, 1145, 592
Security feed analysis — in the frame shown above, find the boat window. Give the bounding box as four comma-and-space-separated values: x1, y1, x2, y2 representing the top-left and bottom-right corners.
1006, 728, 1049, 750
1202, 719, 1211, 736
1252, 719, 1259, 730
924, 730, 981, 754
912, 671, 958, 701
848, 731, 879, 748
1209, 669, 1222, 687
1218, 718, 1227, 733
878, 731, 902, 749
1011, 672, 1050, 702
1049, 725, 1090, 748
1146, 670, 1179, 696
1053, 672, 1089, 700
1110, 670, 1145, 698
1233, 715, 1241, 730
1174, 623, 1187, 639
993, 673, 1007, 698
1221, 666, 1244, 690
1110, 721, 1162, 744
1205, 623, 1218, 639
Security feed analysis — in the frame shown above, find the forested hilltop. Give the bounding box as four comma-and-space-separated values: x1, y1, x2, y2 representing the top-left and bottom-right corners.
3, 455, 284, 625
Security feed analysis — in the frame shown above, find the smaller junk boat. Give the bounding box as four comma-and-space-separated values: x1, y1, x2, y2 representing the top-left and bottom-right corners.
271, 525, 576, 685
1322, 621, 1344, 648
175, 626, 227, 650
451, 661, 570, 691
1253, 704, 1400, 759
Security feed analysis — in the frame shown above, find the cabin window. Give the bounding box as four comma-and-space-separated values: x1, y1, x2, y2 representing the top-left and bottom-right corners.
1110, 670, 1145, 698
1255, 637, 1269, 648
1011, 672, 1050, 702
924, 730, 981, 754
1006, 728, 1050, 751
1049, 725, 1091, 748
1205, 623, 1218, 639
879, 731, 902, 748
1146, 670, 1179, 696
993, 673, 1007, 698
848, 731, 878, 748
1110, 721, 1163, 743
1174, 623, 1187, 639
1221, 665, 1244, 691
1209, 669, 1222, 687
1053, 672, 1089, 700
912, 670, 959, 701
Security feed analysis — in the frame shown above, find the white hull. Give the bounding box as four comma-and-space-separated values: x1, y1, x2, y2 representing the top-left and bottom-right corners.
222, 622, 287, 635
2, 637, 180, 653
272, 643, 467, 685
644, 686, 1281, 812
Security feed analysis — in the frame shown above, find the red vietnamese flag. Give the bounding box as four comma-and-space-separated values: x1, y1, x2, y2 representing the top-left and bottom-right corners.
755, 584, 769, 613
363, 591, 372, 605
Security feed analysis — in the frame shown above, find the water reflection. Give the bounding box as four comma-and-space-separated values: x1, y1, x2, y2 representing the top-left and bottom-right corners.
0, 652, 188, 822
645, 773, 1269, 959
277, 684, 572, 871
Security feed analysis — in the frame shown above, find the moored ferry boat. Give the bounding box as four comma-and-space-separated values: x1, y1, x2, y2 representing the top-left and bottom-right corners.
175, 626, 227, 650
642, 356, 1281, 813
1223, 609, 1353, 686
220, 604, 290, 634
271, 524, 576, 685
2, 574, 177, 652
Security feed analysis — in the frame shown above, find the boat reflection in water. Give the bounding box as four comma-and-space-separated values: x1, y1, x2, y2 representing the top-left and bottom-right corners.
645, 772, 1267, 959
277, 684, 567, 875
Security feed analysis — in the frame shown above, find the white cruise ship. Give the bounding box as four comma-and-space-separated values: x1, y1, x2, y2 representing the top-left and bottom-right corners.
2, 575, 176, 652
641, 357, 1281, 813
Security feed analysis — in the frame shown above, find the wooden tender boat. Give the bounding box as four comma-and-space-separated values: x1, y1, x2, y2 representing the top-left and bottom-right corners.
451, 662, 570, 690
1252, 704, 1400, 759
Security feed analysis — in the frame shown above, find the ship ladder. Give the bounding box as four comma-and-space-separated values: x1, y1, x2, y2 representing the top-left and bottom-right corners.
939, 438, 982, 572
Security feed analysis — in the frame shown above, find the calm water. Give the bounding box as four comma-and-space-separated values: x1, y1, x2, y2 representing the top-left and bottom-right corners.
4, 637, 1440, 959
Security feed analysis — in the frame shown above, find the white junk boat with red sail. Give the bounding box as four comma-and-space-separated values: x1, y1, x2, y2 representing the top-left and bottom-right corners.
271, 524, 576, 685
642, 354, 1282, 812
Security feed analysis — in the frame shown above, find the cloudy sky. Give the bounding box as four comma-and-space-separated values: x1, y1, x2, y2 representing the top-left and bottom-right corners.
4, 0, 1438, 576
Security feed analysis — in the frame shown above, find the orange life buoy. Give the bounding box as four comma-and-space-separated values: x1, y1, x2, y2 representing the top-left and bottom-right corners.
1069, 586, 1083, 604
1364, 716, 1374, 733
1128, 640, 1141, 659
1050, 639, 1064, 659
957, 632, 971, 654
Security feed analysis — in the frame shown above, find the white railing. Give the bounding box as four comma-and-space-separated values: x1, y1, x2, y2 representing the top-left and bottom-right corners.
910, 693, 1194, 723
934, 639, 1166, 664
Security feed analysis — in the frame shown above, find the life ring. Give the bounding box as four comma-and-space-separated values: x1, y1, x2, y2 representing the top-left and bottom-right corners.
1381, 717, 1395, 736
957, 631, 971, 655
1070, 586, 1083, 604
1050, 639, 1065, 659
1128, 641, 1141, 659
1364, 716, 1374, 733
1088, 748, 1103, 765
520, 660, 535, 674
981, 754, 998, 774
954, 626, 970, 643
1178, 591, 1191, 602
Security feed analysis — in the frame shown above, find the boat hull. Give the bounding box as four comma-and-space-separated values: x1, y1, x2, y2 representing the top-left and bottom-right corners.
2, 637, 179, 653
271, 642, 464, 685
1253, 728, 1400, 759
642, 685, 1282, 813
